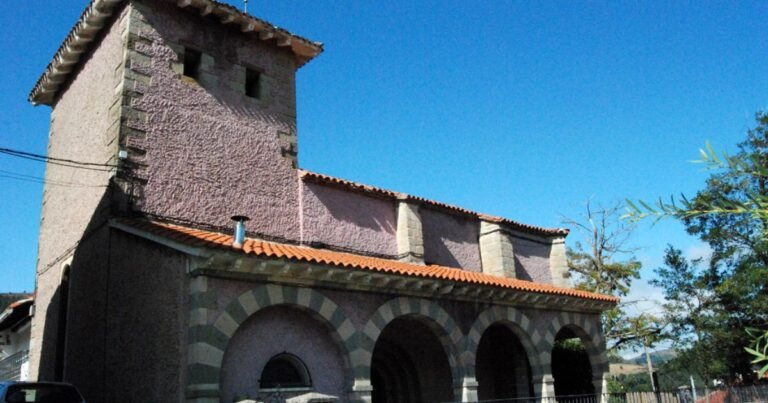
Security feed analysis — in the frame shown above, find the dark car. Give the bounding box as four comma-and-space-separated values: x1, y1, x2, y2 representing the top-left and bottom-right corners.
0, 382, 85, 403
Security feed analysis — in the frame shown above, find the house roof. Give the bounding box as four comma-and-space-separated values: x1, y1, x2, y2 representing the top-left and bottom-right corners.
299, 170, 570, 237
29, 0, 323, 105
0, 298, 33, 332
115, 219, 616, 303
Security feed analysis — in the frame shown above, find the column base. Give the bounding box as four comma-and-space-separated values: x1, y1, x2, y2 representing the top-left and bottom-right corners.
350, 379, 373, 403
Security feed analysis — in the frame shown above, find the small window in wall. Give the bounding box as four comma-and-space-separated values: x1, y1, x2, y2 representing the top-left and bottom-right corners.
245, 68, 261, 99
260, 353, 312, 389
183, 48, 202, 79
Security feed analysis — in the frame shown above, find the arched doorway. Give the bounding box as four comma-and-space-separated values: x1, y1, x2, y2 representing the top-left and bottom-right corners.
552, 327, 594, 397
219, 305, 347, 402
371, 316, 453, 403
476, 324, 533, 400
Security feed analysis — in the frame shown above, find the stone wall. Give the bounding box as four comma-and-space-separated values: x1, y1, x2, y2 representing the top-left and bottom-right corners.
192, 277, 608, 403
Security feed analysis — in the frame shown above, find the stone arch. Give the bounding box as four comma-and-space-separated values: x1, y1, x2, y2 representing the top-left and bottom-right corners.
543, 311, 608, 394
185, 284, 355, 400
464, 306, 542, 379
357, 297, 463, 390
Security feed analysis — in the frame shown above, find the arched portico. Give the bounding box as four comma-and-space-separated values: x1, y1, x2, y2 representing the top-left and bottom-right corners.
465, 307, 540, 400
184, 283, 356, 402
543, 312, 608, 398
358, 297, 463, 403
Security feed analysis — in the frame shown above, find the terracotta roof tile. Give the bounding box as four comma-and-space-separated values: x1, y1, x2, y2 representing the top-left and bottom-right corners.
115, 219, 615, 303
8, 298, 33, 310
298, 170, 569, 237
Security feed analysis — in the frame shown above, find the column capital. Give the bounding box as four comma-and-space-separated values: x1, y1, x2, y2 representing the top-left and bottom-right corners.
352, 379, 373, 392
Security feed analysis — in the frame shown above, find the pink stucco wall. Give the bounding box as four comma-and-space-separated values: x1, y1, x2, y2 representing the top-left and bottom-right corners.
513, 237, 553, 284
300, 182, 398, 256
421, 208, 482, 270
220, 306, 346, 402
113, 1, 556, 280
130, 1, 301, 240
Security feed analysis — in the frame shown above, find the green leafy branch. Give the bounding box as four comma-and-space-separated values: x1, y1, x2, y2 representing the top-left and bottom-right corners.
745, 328, 768, 376
624, 142, 768, 228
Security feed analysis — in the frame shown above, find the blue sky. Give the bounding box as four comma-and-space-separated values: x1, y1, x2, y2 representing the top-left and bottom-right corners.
1, 0, 767, 326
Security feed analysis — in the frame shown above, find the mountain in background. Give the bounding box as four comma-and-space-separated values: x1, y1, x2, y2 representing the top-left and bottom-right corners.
625, 349, 678, 365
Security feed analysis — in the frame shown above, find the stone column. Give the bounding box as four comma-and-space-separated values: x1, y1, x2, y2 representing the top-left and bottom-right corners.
350, 379, 373, 403
479, 218, 516, 278
185, 275, 221, 403
593, 373, 610, 403
396, 198, 424, 264
533, 374, 556, 400
459, 376, 478, 403
548, 236, 569, 287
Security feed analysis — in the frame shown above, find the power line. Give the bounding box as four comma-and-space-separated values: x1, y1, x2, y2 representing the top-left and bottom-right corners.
0, 169, 109, 188
0, 147, 118, 168
0, 147, 119, 172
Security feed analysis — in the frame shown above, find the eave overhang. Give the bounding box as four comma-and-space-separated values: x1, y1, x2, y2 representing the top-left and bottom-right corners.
112, 219, 617, 313
0, 298, 33, 332
29, 0, 323, 106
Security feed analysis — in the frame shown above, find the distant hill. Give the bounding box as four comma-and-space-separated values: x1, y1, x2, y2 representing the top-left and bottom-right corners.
610, 362, 646, 375
625, 349, 677, 365
0, 293, 32, 313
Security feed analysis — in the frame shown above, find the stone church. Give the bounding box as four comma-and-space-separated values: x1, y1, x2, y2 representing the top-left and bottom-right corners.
27, 0, 616, 402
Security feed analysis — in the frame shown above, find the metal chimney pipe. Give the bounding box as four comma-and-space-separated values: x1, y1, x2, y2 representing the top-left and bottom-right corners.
231, 215, 250, 248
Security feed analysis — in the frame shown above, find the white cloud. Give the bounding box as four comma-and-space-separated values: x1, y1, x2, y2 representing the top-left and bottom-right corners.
685, 243, 712, 266
623, 241, 711, 318
623, 279, 665, 317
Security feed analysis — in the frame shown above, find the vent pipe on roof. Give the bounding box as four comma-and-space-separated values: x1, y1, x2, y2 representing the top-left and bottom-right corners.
231, 215, 250, 248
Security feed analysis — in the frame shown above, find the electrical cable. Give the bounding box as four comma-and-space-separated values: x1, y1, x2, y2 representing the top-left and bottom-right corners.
0, 147, 118, 172
0, 147, 119, 167
0, 148, 425, 260
0, 169, 109, 188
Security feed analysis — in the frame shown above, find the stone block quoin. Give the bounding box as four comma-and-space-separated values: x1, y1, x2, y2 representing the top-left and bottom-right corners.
548, 236, 569, 288
479, 219, 516, 278
396, 199, 425, 264
110, 3, 153, 211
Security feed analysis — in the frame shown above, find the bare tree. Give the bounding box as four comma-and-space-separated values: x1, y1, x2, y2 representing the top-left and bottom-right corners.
562, 201, 651, 352
563, 200, 641, 297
